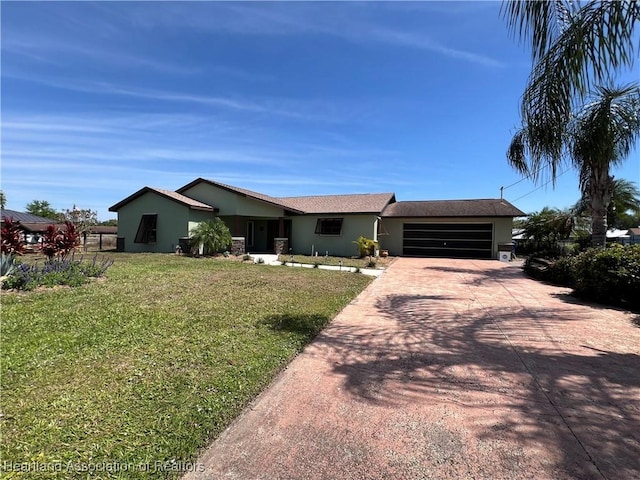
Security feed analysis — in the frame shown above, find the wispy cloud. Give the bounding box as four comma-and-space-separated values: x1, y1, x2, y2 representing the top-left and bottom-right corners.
358, 26, 505, 68
90, 2, 505, 69
2, 35, 199, 75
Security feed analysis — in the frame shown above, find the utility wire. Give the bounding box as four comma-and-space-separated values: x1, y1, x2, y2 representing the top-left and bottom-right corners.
510, 168, 572, 203
502, 162, 559, 191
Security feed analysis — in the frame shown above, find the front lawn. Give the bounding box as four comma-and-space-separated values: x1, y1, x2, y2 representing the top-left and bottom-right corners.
1, 253, 371, 478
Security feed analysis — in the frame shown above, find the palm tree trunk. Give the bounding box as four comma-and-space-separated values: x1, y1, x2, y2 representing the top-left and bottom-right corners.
587, 167, 613, 247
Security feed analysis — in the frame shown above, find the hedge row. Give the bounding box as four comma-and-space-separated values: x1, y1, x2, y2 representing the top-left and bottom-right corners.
524, 244, 640, 311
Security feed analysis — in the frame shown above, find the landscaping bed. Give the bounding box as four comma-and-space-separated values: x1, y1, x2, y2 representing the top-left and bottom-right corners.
1, 253, 372, 478
277, 254, 392, 269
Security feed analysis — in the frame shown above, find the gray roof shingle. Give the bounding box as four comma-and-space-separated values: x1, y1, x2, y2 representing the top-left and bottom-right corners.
177, 178, 395, 214
280, 193, 396, 214
382, 199, 525, 217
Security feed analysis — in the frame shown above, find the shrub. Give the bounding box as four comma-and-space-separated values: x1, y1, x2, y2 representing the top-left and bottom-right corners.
572, 244, 640, 310
40, 221, 80, 260
1, 217, 26, 255
365, 257, 377, 268
546, 256, 577, 287
523, 255, 576, 287
353, 236, 377, 258
2, 253, 114, 291
189, 218, 232, 255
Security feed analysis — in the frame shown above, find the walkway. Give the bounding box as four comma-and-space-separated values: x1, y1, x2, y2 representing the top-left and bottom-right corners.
185, 258, 640, 480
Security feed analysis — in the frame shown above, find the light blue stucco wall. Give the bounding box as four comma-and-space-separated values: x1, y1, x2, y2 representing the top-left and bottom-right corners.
290, 214, 378, 257
180, 183, 286, 218
116, 192, 213, 252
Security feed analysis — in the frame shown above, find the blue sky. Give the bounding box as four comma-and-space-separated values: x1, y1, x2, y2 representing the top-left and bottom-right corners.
2, 1, 638, 221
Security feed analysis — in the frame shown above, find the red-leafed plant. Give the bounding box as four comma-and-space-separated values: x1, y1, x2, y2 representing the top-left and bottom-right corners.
40, 221, 80, 260
1, 216, 26, 255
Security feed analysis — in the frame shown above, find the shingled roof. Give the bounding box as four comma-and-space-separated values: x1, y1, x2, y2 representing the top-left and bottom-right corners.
177, 178, 395, 214
382, 199, 525, 217
281, 193, 396, 214
109, 187, 215, 212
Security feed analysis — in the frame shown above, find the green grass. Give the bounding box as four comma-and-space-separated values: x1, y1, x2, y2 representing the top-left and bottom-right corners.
278, 254, 391, 269
1, 253, 372, 479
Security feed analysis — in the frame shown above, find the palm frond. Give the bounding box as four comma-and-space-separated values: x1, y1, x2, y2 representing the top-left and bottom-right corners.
570, 83, 640, 177
507, 1, 639, 164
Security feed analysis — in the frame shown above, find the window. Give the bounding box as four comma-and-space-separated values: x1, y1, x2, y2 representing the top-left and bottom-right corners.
246, 221, 254, 247
315, 218, 343, 236
134, 214, 157, 243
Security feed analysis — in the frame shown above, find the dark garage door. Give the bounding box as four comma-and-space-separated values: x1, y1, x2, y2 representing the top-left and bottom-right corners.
403, 223, 493, 259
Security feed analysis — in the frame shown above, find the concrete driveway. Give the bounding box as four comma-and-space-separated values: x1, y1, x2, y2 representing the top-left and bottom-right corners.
185, 258, 640, 480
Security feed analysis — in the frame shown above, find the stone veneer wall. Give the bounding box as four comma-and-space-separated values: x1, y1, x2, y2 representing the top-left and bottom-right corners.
231, 237, 245, 255
274, 238, 289, 255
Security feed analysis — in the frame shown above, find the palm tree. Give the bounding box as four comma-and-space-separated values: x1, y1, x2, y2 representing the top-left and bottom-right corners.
510, 84, 640, 246
574, 178, 640, 230
189, 218, 232, 255
503, 1, 640, 247
522, 207, 575, 254
502, 1, 639, 172
570, 85, 640, 245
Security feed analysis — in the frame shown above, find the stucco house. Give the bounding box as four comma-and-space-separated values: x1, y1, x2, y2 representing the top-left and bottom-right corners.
109, 178, 524, 259
628, 227, 640, 245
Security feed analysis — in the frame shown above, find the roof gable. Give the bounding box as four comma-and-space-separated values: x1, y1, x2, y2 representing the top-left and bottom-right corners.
109, 187, 215, 212
382, 199, 525, 218
176, 178, 304, 214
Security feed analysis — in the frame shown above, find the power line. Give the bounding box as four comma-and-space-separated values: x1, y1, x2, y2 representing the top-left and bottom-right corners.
502, 162, 561, 191
510, 168, 572, 203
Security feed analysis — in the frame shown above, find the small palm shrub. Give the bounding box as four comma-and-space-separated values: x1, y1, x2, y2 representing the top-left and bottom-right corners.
353, 236, 377, 258
189, 218, 232, 255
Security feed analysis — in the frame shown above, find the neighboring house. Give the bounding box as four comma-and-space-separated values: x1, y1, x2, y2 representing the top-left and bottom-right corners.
1, 209, 117, 248
1, 208, 56, 225
607, 229, 631, 245
109, 178, 524, 259
628, 227, 640, 245
1, 209, 58, 244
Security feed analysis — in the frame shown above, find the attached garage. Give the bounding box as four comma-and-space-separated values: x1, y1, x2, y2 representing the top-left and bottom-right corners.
379, 199, 525, 259
403, 222, 493, 258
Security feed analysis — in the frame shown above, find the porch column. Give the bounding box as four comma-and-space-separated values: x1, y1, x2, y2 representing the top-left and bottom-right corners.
234, 216, 242, 236
278, 217, 285, 237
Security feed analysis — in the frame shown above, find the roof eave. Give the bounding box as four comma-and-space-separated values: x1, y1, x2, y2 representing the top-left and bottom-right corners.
109, 186, 214, 212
